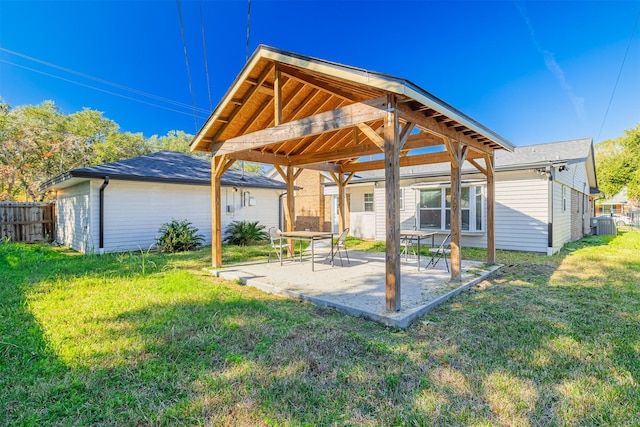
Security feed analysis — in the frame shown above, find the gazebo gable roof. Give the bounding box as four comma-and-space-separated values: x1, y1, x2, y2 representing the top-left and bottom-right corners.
190, 45, 513, 172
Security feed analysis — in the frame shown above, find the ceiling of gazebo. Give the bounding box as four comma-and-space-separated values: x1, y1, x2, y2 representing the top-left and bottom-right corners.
191, 45, 514, 172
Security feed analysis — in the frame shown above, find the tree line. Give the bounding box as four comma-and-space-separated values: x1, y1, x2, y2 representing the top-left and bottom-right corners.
595, 122, 640, 202
0, 100, 262, 202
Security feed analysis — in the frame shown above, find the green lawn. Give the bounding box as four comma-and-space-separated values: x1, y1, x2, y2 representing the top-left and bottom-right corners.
1, 232, 639, 425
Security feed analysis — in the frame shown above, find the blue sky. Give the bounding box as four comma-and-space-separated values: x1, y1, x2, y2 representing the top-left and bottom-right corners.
1, 0, 639, 147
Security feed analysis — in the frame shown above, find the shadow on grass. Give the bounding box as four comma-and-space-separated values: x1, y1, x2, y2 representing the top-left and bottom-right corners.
1, 233, 639, 425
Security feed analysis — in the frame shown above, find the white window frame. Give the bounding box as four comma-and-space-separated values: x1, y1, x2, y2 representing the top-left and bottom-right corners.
399, 188, 405, 211
562, 186, 567, 212
364, 192, 374, 212
418, 185, 484, 232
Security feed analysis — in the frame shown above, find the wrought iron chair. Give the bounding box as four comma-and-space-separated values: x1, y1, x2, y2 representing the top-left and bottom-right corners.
425, 233, 451, 272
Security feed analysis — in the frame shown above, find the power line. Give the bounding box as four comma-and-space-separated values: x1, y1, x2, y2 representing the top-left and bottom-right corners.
0, 59, 209, 121
176, 0, 199, 131
597, 8, 640, 141
0, 47, 209, 115
246, 0, 251, 62
199, 0, 213, 112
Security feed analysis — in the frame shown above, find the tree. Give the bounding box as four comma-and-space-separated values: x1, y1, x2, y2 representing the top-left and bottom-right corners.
596, 123, 640, 200
230, 160, 265, 175
92, 131, 152, 165
153, 130, 194, 153
0, 100, 117, 201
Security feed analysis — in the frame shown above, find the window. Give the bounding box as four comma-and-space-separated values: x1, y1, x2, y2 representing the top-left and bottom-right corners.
419, 186, 484, 232
562, 186, 567, 212
364, 193, 374, 212
399, 188, 405, 210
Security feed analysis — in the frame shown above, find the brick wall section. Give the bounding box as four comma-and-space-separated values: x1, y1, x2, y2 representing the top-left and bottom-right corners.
289, 170, 351, 232
293, 169, 324, 231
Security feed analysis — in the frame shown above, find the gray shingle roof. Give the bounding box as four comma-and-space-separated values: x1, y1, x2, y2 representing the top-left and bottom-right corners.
42, 151, 287, 190
349, 138, 593, 181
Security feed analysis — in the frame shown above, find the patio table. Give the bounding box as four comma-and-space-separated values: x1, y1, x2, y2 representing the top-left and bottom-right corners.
279, 230, 334, 271
400, 230, 437, 271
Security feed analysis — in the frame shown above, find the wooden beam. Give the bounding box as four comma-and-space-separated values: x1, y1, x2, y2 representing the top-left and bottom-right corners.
398, 122, 415, 150
468, 158, 487, 176
274, 65, 283, 126
288, 130, 446, 168
384, 94, 401, 311
485, 153, 496, 264
356, 123, 384, 150
210, 96, 388, 155
228, 149, 290, 166
211, 155, 229, 268
342, 149, 484, 173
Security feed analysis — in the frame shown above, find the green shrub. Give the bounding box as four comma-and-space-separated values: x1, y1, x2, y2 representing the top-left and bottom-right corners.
224, 220, 268, 246
156, 219, 204, 253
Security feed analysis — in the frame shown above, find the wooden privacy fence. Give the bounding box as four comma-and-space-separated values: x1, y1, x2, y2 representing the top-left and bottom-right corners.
0, 202, 55, 243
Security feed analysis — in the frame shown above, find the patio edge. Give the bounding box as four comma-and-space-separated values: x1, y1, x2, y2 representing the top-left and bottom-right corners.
207, 265, 501, 329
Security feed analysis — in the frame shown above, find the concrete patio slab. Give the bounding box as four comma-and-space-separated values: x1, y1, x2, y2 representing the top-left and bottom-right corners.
209, 249, 499, 329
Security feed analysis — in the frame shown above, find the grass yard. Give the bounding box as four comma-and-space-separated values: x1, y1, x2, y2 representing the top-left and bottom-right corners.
1, 232, 639, 425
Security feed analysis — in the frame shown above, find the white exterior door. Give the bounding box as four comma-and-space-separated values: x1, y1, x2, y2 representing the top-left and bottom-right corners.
331, 195, 339, 233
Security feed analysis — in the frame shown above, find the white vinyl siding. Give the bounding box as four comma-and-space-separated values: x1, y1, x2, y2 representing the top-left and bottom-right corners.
55, 181, 92, 253
348, 186, 376, 239
56, 179, 281, 253
493, 173, 549, 253
552, 181, 572, 253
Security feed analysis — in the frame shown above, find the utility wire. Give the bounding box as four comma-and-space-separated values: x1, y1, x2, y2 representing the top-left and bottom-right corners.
0, 60, 209, 121
199, 0, 213, 112
176, 0, 199, 131
597, 8, 640, 141
246, 0, 251, 62
0, 47, 209, 115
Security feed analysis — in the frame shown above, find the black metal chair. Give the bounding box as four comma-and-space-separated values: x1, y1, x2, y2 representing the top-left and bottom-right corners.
425, 233, 451, 272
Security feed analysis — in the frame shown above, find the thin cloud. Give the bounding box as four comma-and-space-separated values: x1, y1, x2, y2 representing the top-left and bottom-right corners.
514, 1, 587, 123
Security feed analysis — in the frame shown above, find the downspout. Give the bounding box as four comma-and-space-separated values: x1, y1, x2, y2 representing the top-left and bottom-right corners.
546, 166, 553, 255
99, 176, 110, 254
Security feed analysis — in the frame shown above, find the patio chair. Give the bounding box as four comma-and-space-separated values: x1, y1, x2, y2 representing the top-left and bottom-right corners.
268, 227, 286, 262
425, 233, 451, 272
332, 228, 350, 266
400, 227, 418, 261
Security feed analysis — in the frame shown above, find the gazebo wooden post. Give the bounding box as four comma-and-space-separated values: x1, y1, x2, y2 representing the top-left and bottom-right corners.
337, 173, 346, 232
446, 138, 468, 281
384, 94, 401, 311
485, 153, 496, 263
285, 165, 296, 254
273, 164, 300, 256
211, 155, 234, 267
330, 172, 354, 233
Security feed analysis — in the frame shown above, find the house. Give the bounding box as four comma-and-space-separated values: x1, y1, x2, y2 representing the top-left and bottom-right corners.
41, 151, 286, 254
597, 187, 629, 216
321, 138, 599, 255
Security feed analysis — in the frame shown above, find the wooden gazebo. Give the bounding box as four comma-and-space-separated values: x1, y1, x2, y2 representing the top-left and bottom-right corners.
190, 45, 514, 311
